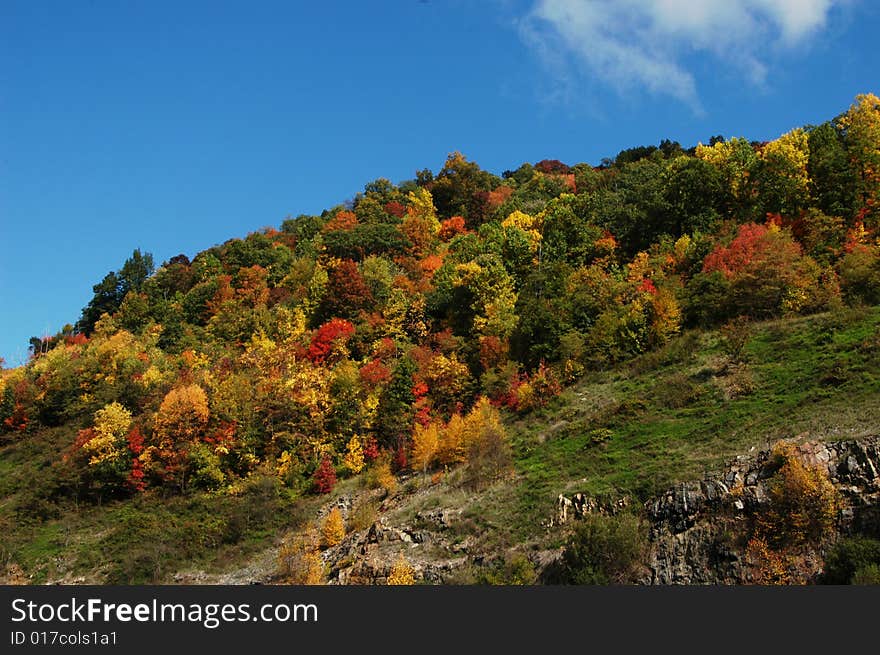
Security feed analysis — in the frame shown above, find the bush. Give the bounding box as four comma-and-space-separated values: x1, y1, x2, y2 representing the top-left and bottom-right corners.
719, 316, 752, 364
851, 564, 880, 585
553, 513, 648, 584
757, 441, 840, 548
312, 456, 337, 494
821, 537, 880, 584
477, 553, 538, 585
364, 456, 397, 495
348, 497, 379, 533
838, 245, 880, 305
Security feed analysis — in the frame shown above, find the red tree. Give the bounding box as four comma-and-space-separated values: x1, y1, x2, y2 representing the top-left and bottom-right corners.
307, 319, 356, 364
312, 456, 337, 494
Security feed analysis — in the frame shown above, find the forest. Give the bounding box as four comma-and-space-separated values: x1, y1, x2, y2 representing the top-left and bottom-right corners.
1, 93, 879, 584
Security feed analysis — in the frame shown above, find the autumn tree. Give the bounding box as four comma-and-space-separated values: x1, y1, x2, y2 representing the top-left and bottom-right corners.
702, 222, 833, 317
146, 384, 210, 491
755, 128, 811, 217
695, 137, 759, 219
321, 508, 345, 547
342, 435, 365, 474
411, 421, 440, 475
838, 93, 880, 226
312, 455, 337, 494
461, 397, 512, 490
318, 259, 374, 321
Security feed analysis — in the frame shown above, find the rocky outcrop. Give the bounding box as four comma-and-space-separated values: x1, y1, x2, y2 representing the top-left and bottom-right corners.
322, 517, 469, 585
557, 436, 880, 585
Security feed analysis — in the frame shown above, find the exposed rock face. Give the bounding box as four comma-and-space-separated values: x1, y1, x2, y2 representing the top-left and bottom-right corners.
323, 517, 468, 585
557, 437, 880, 585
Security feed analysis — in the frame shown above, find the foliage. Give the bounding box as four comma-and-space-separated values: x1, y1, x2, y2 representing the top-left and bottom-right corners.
553, 513, 648, 584
387, 553, 415, 585
342, 435, 365, 474
821, 537, 880, 585
321, 508, 345, 548
312, 456, 337, 494
278, 526, 325, 584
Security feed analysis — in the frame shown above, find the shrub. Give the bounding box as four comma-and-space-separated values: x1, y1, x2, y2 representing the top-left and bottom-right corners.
554, 513, 648, 584
851, 564, 880, 585
348, 498, 379, 533
277, 527, 324, 584
757, 441, 840, 548
365, 455, 397, 495
477, 553, 538, 585
387, 553, 415, 585
821, 537, 880, 584
719, 316, 752, 364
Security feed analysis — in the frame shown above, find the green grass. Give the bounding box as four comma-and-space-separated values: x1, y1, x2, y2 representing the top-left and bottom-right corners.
474, 306, 880, 545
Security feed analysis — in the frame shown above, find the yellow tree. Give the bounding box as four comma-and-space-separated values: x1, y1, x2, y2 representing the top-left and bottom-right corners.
153, 384, 210, 444
461, 397, 512, 490
146, 384, 211, 491
837, 93, 880, 224
437, 412, 468, 465
402, 187, 441, 256
342, 435, 365, 474
321, 508, 345, 548
82, 401, 132, 465
695, 137, 758, 217
411, 421, 440, 475
758, 128, 811, 216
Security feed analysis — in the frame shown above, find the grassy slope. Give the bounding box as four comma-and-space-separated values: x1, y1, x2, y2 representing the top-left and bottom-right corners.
2, 307, 878, 582
460, 306, 880, 551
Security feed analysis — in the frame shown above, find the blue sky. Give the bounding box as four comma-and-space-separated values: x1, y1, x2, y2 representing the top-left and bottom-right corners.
1, 0, 878, 366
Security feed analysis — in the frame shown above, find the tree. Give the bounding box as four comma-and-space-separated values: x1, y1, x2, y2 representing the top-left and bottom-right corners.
755, 129, 811, 217
312, 456, 337, 494
307, 319, 356, 364
278, 527, 325, 584
77, 271, 122, 336
695, 137, 759, 219
702, 222, 831, 317
342, 435, 365, 474
321, 508, 345, 547
808, 121, 856, 218
838, 93, 880, 226
81, 401, 133, 466
376, 357, 416, 448
462, 398, 512, 490
147, 384, 210, 490
411, 421, 440, 475
319, 260, 373, 321
77, 250, 155, 335
429, 151, 500, 225
153, 384, 210, 444
118, 249, 155, 297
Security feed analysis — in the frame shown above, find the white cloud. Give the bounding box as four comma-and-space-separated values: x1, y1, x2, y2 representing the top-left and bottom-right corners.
519, 0, 842, 109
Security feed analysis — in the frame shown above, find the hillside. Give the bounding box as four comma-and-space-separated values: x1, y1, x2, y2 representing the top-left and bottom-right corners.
2, 94, 880, 585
